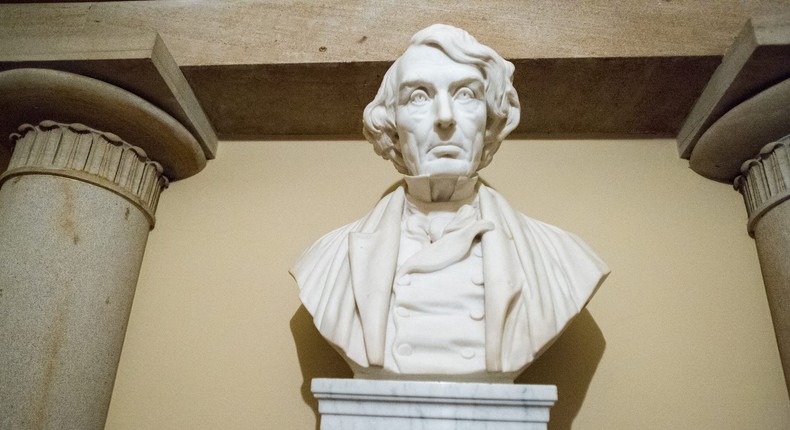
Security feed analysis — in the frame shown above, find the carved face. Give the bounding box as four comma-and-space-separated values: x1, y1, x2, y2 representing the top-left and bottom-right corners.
395, 45, 487, 177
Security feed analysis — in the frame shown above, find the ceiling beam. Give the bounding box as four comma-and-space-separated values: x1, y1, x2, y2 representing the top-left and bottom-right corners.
0, 1, 784, 140
0, 1, 780, 66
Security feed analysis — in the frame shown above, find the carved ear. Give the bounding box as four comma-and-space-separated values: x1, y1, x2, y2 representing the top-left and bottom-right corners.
496, 97, 521, 142
484, 93, 521, 145
479, 93, 520, 170
383, 131, 410, 174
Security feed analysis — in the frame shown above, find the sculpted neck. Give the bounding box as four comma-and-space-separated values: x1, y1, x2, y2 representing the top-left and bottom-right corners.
404, 175, 478, 207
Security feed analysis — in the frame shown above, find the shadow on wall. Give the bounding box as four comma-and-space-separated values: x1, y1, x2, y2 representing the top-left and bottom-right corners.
292, 306, 605, 430
517, 309, 606, 430
290, 306, 353, 430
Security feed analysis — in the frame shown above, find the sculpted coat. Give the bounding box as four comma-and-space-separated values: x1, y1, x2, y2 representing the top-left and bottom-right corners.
292, 184, 609, 377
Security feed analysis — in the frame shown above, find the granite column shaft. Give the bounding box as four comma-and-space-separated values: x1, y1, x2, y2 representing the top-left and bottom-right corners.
0, 122, 168, 429
735, 136, 790, 395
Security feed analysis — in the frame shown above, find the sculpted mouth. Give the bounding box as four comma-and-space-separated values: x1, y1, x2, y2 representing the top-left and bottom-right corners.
431, 144, 464, 158
429, 144, 464, 158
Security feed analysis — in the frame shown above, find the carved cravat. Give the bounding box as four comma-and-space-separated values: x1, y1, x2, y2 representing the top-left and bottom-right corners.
398, 203, 493, 277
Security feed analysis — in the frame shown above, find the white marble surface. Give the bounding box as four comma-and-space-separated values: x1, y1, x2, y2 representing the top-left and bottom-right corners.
293, 24, 609, 381
312, 378, 557, 429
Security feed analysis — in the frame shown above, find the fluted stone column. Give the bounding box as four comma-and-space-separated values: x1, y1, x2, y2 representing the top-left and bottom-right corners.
677, 12, 790, 395
0, 65, 210, 430
734, 135, 790, 392
0, 122, 168, 429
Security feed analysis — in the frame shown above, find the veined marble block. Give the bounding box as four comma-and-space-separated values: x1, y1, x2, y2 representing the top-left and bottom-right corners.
312, 378, 557, 430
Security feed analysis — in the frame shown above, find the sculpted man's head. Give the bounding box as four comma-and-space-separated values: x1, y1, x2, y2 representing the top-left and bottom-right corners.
295, 24, 609, 381
363, 24, 521, 177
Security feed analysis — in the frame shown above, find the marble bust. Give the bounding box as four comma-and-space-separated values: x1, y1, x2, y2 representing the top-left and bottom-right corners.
292, 24, 609, 382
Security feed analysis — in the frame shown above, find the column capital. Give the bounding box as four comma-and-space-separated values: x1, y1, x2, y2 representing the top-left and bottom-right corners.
0, 68, 207, 181
0, 121, 169, 227
734, 135, 790, 237
677, 14, 790, 181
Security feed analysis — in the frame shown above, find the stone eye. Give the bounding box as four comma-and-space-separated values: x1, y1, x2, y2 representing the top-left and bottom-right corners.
410, 90, 429, 105
455, 88, 475, 101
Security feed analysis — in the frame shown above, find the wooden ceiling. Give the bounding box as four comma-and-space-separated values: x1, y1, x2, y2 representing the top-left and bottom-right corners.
0, 1, 785, 142
181, 56, 720, 139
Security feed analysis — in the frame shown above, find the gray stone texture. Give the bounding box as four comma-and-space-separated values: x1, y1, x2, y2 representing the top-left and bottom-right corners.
0, 122, 165, 429
736, 137, 790, 396
3, 122, 169, 227
754, 200, 790, 396
0, 174, 150, 429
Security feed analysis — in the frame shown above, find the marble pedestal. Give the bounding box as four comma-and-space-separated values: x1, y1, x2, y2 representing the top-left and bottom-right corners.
312, 378, 557, 430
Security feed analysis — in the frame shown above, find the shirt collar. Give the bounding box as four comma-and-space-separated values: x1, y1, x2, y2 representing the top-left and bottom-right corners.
404, 174, 479, 203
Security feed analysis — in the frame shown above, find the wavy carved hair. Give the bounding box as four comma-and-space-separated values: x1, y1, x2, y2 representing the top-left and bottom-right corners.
362, 24, 521, 174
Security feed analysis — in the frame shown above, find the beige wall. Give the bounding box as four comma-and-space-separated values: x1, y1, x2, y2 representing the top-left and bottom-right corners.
104, 138, 790, 429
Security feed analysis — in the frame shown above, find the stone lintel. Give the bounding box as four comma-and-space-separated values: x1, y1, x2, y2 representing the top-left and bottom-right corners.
678, 13, 790, 161
0, 1, 779, 65
0, 34, 723, 140
0, 33, 217, 161
5, 2, 777, 140
184, 55, 720, 139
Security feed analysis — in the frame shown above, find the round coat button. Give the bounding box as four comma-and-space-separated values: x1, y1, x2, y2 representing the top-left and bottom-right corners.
470, 309, 485, 320
471, 273, 484, 285
460, 348, 475, 359
397, 343, 413, 356
397, 274, 411, 286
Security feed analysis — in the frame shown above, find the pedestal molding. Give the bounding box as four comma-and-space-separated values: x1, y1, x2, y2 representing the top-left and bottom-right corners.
312, 378, 557, 429
734, 135, 790, 236
0, 121, 169, 227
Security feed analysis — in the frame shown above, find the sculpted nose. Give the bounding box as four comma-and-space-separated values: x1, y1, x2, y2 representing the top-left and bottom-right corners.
434, 94, 455, 129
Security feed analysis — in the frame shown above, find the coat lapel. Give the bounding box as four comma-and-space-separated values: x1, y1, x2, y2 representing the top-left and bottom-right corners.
348, 187, 404, 366
478, 186, 523, 372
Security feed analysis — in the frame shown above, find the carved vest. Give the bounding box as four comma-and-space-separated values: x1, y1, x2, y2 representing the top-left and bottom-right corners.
383, 201, 488, 374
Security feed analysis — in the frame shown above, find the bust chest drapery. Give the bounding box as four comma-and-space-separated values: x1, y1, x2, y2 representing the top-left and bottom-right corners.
292, 184, 609, 380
